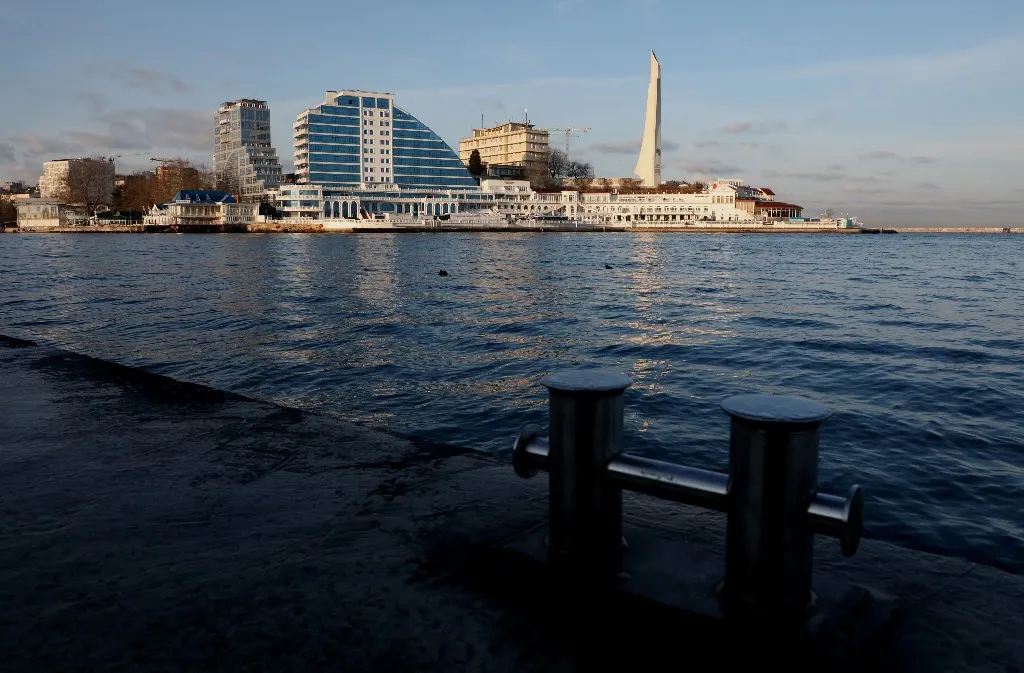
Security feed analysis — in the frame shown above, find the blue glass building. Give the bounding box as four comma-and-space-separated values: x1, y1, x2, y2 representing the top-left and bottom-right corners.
293, 90, 477, 190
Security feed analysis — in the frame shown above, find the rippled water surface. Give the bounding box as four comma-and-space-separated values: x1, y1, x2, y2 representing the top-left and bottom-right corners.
2, 232, 1022, 570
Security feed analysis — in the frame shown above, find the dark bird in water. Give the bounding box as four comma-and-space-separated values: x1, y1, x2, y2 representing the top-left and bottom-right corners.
605, 264, 613, 269
439, 270, 449, 277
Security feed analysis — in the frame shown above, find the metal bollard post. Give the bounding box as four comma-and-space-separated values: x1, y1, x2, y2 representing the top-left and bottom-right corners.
535, 370, 632, 583
721, 394, 837, 623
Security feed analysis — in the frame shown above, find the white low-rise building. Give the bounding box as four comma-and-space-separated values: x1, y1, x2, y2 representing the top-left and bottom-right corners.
15, 200, 86, 230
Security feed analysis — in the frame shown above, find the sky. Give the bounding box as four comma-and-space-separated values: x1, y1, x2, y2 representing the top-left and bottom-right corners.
1, 0, 1022, 226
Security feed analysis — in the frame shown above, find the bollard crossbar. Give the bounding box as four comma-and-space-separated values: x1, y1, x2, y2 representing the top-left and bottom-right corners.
511, 369, 865, 624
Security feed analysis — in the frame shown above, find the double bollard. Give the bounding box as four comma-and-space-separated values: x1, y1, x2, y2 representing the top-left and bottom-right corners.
513, 370, 864, 626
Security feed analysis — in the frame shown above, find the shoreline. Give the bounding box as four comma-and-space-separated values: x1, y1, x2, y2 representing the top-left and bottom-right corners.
5, 223, 1022, 235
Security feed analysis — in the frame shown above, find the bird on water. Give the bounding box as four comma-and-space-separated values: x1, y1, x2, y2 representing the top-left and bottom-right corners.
605, 264, 613, 269
439, 270, 449, 277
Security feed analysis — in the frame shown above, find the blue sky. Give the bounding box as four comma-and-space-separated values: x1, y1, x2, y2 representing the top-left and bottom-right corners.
1, 0, 1022, 225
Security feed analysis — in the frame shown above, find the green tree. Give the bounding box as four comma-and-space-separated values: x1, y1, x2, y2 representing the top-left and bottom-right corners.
467, 149, 485, 177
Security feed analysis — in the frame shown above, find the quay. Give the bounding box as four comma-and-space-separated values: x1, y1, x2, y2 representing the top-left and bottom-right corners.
1, 333, 1022, 671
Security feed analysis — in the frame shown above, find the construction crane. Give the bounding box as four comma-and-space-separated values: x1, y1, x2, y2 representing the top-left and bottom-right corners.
543, 127, 591, 162
112, 151, 150, 160
149, 157, 180, 167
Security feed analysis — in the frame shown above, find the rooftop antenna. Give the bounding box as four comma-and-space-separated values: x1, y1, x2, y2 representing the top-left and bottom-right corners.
481, 113, 484, 128
525, 108, 529, 124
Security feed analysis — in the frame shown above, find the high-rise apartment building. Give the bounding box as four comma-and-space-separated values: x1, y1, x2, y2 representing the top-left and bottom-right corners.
458, 122, 549, 175
293, 90, 477, 190
38, 158, 115, 203
213, 99, 283, 201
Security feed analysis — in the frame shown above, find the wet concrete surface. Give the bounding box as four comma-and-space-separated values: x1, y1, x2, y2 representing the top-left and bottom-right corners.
1, 335, 1021, 672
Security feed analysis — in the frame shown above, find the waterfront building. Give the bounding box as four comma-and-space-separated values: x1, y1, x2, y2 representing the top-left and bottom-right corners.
213, 99, 283, 201
38, 158, 115, 204
634, 51, 662, 188
15, 200, 82, 230
293, 90, 478, 190
458, 122, 549, 177
266, 183, 496, 221
143, 190, 257, 227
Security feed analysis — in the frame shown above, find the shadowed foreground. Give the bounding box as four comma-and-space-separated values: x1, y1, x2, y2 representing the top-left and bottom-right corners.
0, 335, 1021, 671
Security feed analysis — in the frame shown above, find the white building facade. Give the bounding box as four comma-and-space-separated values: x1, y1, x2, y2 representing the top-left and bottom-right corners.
38, 158, 115, 204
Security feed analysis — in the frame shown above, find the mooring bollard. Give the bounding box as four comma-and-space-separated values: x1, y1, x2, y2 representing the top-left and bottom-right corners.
515, 370, 632, 583
513, 369, 864, 624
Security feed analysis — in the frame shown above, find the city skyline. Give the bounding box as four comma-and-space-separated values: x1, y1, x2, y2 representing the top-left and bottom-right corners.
1, 0, 1022, 225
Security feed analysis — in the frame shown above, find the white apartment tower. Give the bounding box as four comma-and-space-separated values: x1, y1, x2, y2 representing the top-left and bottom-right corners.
213, 99, 283, 201
634, 51, 662, 188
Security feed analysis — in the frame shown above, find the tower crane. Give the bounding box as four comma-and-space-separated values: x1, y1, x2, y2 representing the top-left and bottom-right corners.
543, 127, 591, 162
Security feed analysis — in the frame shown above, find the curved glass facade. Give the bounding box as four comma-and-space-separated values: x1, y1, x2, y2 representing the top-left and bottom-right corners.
294, 91, 477, 190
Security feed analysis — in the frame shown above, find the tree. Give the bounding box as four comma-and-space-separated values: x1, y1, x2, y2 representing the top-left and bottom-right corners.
598, 177, 613, 192
467, 149, 484, 178
566, 161, 595, 182
618, 178, 640, 192
823, 207, 836, 219
547, 148, 570, 180
58, 158, 115, 213
0, 195, 17, 228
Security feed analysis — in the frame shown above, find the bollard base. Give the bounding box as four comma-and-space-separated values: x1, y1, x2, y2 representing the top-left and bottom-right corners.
500, 517, 898, 669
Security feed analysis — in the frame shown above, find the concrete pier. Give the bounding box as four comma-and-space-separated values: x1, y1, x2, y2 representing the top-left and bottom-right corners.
1, 334, 1022, 671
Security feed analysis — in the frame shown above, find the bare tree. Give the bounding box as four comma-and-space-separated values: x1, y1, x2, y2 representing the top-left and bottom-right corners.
823, 207, 836, 219
618, 177, 640, 192
58, 158, 115, 213
0, 195, 17, 228
598, 177, 613, 191
548, 148, 570, 180
566, 161, 595, 182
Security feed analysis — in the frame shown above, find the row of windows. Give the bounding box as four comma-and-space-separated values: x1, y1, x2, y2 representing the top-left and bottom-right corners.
307, 114, 359, 128
307, 142, 359, 154
393, 130, 449, 142
391, 147, 460, 159
307, 173, 360, 184
393, 158, 468, 169
395, 175, 479, 187
393, 167, 476, 178
316, 105, 360, 118
361, 96, 391, 109
306, 124, 360, 136
308, 153, 360, 165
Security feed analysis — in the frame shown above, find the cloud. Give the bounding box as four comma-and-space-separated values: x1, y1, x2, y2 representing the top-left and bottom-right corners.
861, 150, 899, 160
790, 35, 1024, 82
680, 159, 743, 176
826, 164, 845, 170
843, 176, 889, 195
10, 134, 85, 158
718, 120, 787, 134
590, 138, 678, 154
591, 139, 638, 155
6, 107, 210, 164
860, 150, 937, 164
787, 171, 847, 182
694, 140, 722, 149
0, 143, 16, 163
478, 98, 505, 111
97, 108, 210, 151
914, 182, 941, 190
87, 64, 188, 93
71, 90, 107, 114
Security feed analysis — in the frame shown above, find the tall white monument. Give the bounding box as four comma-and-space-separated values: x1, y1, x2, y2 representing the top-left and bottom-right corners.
633, 51, 662, 187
